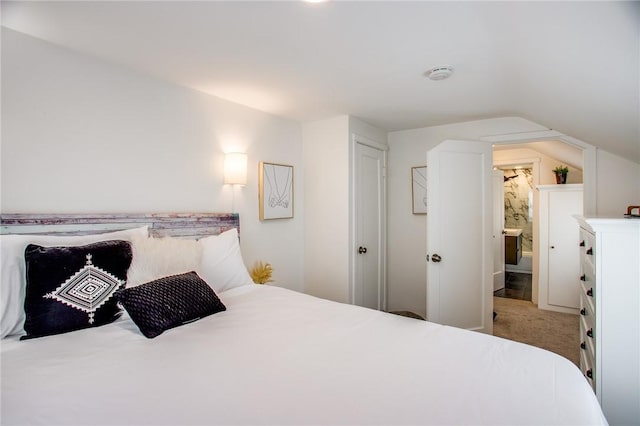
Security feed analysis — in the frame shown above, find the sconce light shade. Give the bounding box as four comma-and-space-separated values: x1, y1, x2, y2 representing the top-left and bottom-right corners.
224, 152, 248, 185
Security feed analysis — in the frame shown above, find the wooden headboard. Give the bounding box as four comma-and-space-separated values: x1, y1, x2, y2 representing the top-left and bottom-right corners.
0, 213, 239, 239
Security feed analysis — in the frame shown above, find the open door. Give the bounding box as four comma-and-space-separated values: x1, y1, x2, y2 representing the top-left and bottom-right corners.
492, 169, 505, 291
426, 139, 493, 333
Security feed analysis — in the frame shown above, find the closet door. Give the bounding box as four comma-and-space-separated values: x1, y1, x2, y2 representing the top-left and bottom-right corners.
538, 184, 583, 313
353, 139, 387, 310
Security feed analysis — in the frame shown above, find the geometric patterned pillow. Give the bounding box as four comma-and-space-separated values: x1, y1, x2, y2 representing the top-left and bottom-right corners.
116, 271, 226, 338
22, 240, 132, 340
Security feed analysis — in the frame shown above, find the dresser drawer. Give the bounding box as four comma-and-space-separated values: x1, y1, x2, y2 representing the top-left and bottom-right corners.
579, 275, 596, 313
580, 251, 595, 278
579, 291, 595, 329
580, 307, 596, 357
580, 344, 596, 391
579, 228, 596, 272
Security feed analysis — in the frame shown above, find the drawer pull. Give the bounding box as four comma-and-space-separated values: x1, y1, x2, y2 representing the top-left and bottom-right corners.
580, 274, 586, 281
586, 369, 593, 379
579, 240, 585, 247
587, 328, 594, 338
586, 247, 593, 255
580, 308, 586, 316
586, 288, 593, 297
580, 341, 586, 350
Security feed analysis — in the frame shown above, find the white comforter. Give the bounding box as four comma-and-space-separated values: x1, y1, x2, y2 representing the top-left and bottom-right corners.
1, 285, 606, 425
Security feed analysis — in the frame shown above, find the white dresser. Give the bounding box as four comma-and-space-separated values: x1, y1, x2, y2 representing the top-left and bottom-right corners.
575, 216, 640, 425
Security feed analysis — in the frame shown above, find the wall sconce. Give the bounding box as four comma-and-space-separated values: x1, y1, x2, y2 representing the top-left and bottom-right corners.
224, 152, 248, 186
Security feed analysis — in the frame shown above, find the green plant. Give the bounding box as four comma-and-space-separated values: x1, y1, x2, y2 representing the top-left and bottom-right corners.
250, 261, 273, 284
553, 165, 569, 174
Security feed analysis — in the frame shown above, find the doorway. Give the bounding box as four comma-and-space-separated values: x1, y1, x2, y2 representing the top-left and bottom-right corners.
494, 163, 534, 302
492, 139, 585, 309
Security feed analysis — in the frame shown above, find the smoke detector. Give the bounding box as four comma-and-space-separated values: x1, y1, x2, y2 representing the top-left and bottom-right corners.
425, 65, 454, 81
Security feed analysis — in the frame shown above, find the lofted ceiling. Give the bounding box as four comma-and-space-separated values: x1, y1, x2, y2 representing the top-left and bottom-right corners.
494, 140, 584, 170
2, 1, 639, 162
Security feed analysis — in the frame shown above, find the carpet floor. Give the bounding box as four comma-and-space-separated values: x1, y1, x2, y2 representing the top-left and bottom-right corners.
492, 296, 580, 366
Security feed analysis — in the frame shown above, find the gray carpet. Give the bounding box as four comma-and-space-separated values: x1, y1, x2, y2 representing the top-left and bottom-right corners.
492, 296, 580, 366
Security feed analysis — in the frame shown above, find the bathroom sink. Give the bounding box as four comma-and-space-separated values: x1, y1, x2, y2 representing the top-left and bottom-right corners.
504, 228, 522, 237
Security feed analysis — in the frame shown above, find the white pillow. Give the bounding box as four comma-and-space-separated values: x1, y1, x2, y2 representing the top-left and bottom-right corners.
126, 236, 203, 288
0, 225, 149, 338
197, 228, 254, 293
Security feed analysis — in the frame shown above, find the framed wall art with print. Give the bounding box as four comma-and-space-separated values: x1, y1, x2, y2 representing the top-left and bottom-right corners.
259, 162, 294, 220
412, 166, 427, 214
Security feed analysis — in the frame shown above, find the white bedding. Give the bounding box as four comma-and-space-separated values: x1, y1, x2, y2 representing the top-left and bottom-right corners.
1, 284, 606, 425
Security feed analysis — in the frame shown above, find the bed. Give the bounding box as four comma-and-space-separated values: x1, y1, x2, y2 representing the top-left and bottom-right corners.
1, 213, 607, 425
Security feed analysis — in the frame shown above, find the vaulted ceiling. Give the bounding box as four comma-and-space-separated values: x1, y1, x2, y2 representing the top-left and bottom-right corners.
2, 1, 639, 162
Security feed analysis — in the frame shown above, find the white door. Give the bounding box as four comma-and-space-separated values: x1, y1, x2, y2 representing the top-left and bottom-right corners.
426, 139, 493, 333
353, 141, 386, 310
492, 169, 505, 291
547, 189, 583, 308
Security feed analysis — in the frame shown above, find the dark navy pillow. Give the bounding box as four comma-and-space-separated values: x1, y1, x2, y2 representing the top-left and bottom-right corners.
116, 271, 226, 338
22, 240, 132, 340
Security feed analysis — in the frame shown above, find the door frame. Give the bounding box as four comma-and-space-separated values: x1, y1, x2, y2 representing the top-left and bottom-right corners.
492, 169, 505, 292
487, 130, 594, 306
349, 133, 388, 309
493, 158, 540, 304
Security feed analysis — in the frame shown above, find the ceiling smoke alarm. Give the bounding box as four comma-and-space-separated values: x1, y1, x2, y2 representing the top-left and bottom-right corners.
425, 65, 454, 81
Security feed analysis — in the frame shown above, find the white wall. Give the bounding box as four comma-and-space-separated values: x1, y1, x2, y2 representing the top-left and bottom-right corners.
596, 149, 640, 216
1, 28, 305, 292
349, 117, 388, 146
302, 116, 350, 302
301, 115, 387, 304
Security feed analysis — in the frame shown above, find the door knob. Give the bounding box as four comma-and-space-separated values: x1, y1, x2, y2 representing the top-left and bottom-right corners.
358, 246, 367, 254
431, 253, 442, 263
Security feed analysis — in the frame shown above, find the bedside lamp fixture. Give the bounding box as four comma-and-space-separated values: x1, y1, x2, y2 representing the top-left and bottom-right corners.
224, 152, 247, 185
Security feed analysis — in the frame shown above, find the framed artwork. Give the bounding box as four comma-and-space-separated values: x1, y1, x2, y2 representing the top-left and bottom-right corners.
412, 166, 427, 214
259, 162, 294, 220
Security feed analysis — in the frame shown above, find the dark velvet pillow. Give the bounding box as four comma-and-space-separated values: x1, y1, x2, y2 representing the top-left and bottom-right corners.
22, 240, 132, 340
116, 271, 226, 338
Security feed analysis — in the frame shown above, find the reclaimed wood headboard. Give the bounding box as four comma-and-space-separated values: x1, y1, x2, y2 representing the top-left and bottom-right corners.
0, 213, 240, 239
